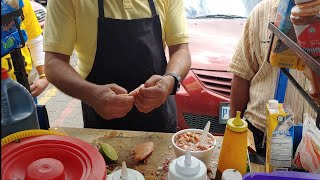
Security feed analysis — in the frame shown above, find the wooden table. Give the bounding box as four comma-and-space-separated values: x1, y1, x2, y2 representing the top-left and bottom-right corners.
51, 127, 264, 179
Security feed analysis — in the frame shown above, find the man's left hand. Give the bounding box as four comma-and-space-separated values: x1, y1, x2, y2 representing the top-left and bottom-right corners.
134, 75, 174, 113
30, 78, 50, 97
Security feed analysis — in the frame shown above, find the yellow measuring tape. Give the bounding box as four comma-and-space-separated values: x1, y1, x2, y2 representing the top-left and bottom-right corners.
1, 130, 65, 147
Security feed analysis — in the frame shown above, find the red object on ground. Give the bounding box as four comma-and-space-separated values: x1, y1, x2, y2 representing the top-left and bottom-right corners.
1, 135, 106, 180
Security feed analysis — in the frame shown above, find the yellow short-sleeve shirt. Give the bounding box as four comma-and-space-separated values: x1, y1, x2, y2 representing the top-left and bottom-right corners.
1, 0, 42, 80
43, 0, 189, 78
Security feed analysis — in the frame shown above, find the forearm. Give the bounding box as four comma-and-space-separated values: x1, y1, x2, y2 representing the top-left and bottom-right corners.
26, 35, 45, 68
35, 65, 45, 76
166, 44, 191, 79
45, 52, 97, 106
230, 74, 250, 118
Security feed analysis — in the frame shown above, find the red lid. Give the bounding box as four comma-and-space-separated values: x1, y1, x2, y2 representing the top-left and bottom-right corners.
1, 135, 106, 180
1, 68, 9, 80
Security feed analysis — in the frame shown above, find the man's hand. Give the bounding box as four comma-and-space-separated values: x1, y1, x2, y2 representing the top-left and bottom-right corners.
30, 78, 49, 97
134, 75, 174, 113
89, 83, 135, 120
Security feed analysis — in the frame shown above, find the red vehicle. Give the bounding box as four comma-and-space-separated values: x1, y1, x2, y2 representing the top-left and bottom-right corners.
176, 0, 261, 135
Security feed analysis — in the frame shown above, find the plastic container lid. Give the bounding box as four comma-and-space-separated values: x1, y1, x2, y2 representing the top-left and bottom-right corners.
222, 169, 242, 180
1, 135, 106, 180
175, 148, 201, 176
1, 68, 9, 80
243, 171, 320, 180
168, 148, 207, 180
108, 161, 144, 180
227, 111, 248, 132
268, 100, 279, 109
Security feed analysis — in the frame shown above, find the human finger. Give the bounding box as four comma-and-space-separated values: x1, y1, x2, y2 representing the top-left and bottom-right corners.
129, 84, 144, 97
108, 83, 128, 94
144, 75, 162, 88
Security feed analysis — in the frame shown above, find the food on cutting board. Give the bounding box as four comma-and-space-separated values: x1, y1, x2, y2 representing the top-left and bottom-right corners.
132, 142, 154, 162
175, 131, 214, 151
99, 143, 118, 163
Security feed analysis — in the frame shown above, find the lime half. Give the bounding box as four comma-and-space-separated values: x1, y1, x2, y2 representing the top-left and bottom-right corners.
99, 143, 118, 163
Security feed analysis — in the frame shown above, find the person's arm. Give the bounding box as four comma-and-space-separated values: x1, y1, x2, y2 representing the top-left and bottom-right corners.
230, 75, 250, 118
43, 0, 134, 119
163, 44, 191, 94
134, 44, 191, 113
304, 66, 320, 105
45, 52, 135, 120
22, 0, 49, 96
133, 0, 191, 113
27, 35, 49, 96
228, 7, 259, 118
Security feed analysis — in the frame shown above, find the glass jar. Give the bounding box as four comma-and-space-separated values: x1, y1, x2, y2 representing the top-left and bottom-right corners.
291, 0, 320, 58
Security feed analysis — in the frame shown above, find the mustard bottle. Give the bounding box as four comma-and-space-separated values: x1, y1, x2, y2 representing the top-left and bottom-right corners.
216, 111, 248, 180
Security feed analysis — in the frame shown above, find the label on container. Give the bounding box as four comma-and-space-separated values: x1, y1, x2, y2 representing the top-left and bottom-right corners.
266, 103, 294, 171
270, 0, 299, 69
270, 135, 293, 167
293, 22, 320, 58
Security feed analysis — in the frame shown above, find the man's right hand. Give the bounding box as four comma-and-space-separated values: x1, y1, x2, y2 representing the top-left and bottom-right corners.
88, 83, 135, 120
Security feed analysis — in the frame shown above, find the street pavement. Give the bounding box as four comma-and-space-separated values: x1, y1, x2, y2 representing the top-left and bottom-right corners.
37, 52, 83, 128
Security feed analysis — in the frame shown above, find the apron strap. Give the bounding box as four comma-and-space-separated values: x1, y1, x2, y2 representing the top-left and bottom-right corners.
98, 0, 157, 18
148, 0, 157, 17
98, 0, 105, 18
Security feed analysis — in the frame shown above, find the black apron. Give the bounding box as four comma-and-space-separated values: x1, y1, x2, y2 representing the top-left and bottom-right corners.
81, 0, 177, 133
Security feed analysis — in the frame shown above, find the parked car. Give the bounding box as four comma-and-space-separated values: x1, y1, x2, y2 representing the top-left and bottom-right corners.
30, 0, 46, 29
176, 0, 261, 135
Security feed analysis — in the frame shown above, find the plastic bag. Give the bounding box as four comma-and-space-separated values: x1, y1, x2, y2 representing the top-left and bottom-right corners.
1, 0, 28, 56
1, 0, 24, 15
293, 114, 320, 173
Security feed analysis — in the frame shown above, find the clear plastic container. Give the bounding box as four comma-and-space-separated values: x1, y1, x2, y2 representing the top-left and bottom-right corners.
1, 68, 39, 138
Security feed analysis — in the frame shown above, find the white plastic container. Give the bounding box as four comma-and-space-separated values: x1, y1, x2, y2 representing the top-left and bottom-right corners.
221, 169, 242, 180
107, 162, 144, 180
171, 129, 216, 167
168, 148, 207, 180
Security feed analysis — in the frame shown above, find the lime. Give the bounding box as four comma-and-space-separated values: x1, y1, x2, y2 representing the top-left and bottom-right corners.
99, 143, 118, 163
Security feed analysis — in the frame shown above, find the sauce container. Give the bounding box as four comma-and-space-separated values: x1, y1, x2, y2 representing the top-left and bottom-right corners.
216, 111, 248, 180
168, 148, 207, 180
291, 0, 320, 58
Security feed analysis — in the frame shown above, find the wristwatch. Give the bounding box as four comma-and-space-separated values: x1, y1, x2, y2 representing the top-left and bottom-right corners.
164, 73, 181, 95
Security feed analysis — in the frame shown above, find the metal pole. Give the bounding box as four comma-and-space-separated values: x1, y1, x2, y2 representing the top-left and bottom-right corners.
281, 68, 320, 128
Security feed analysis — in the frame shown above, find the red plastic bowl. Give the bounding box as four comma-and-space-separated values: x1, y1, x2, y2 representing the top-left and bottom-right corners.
1, 135, 106, 180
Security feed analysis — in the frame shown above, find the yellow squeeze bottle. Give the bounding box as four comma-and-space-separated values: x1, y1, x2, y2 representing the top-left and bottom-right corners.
216, 111, 248, 180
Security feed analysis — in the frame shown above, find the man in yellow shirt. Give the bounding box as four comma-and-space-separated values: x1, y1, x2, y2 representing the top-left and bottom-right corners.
44, 0, 191, 132
1, 0, 49, 97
